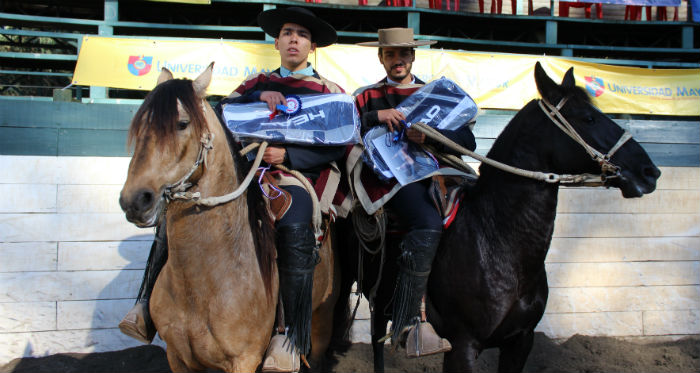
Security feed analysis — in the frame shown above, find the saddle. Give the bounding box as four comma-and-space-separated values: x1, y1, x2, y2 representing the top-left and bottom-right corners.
258, 170, 293, 222
428, 174, 475, 229
381, 174, 474, 235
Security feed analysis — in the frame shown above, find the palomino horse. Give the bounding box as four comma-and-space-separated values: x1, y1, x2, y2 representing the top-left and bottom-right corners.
338, 62, 661, 373
119, 64, 339, 372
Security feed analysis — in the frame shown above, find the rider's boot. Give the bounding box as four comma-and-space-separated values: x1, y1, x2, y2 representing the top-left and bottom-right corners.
262, 223, 319, 373
118, 220, 167, 344
119, 299, 156, 344
391, 229, 452, 358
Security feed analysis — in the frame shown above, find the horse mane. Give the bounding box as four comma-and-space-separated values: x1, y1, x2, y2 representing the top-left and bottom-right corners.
128, 79, 207, 150
215, 109, 277, 301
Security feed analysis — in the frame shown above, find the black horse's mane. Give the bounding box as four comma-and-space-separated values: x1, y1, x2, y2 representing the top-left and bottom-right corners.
131, 78, 276, 301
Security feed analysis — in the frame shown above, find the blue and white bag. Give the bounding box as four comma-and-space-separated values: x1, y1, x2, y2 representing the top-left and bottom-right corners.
223, 93, 361, 146
363, 78, 478, 184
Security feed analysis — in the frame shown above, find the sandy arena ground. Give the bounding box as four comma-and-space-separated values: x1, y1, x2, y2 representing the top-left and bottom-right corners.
1, 333, 698, 373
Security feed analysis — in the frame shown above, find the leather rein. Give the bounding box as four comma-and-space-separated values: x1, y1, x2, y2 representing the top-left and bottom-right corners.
537, 96, 632, 184
412, 95, 632, 186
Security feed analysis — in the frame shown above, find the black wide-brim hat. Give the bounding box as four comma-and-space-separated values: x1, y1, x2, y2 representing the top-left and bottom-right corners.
257, 7, 337, 48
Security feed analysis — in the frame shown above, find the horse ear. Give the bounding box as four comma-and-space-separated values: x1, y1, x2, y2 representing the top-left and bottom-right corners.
193, 62, 214, 98
157, 68, 174, 85
534, 61, 559, 102
561, 67, 575, 89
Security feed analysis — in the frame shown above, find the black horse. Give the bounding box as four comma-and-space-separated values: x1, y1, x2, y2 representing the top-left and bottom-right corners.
335, 62, 661, 373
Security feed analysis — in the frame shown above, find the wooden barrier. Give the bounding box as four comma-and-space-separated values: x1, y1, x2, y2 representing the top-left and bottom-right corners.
0, 98, 697, 361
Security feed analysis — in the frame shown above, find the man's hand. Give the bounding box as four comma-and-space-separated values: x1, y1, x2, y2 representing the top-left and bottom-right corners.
406, 128, 426, 144
260, 91, 286, 112
377, 108, 406, 133
263, 146, 287, 165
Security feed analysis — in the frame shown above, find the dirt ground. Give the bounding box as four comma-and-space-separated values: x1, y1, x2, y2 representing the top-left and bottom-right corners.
1, 333, 698, 373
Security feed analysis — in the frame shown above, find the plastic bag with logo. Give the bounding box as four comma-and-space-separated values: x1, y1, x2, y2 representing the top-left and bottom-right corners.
223, 93, 361, 146
363, 77, 478, 182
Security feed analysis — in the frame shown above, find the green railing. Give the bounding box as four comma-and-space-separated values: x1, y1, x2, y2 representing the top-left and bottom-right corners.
1, 0, 698, 99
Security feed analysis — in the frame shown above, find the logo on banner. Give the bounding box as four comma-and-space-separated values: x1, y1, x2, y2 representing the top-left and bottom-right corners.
127, 56, 153, 76
585, 76, 605, 97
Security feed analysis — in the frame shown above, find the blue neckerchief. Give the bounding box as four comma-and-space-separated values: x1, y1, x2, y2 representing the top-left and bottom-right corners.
280, 63, 314, 77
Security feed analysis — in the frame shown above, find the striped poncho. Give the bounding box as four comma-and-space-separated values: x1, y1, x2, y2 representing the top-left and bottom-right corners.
348, 77, 477, 215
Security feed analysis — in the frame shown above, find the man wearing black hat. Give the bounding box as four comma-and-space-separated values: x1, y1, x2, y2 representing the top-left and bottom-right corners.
117, 7, 344, 373
219, 7, 346, 373
353, 28, 477, 358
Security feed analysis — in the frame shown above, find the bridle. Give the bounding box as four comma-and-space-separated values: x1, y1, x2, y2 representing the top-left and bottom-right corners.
410, 94, 634, 186
163, 132, 215, 202
538, 96, 632, 183
161, 100, 267, 206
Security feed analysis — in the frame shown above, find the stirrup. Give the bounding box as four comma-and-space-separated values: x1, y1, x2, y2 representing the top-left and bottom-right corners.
405, 321, 452, 358
262, 334, 301, 373
118, 301, 155, 344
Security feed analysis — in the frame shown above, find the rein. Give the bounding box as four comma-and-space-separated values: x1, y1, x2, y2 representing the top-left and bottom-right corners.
161, 129, 322, 231
412, 96, 632, 186
163, 133, 269, 207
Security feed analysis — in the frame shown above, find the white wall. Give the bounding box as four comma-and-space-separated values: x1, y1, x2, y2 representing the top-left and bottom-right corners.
0, 155, 698, 363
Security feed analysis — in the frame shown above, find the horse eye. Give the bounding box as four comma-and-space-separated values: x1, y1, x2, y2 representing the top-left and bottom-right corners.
584, 115, 595, 124
177, 120, 189, 130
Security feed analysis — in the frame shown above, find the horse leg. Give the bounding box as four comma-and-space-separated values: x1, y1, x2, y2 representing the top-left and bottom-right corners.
443, 337, 479, 373
165, 345, 203, 373
370, 309, 389, 373
308, 300, 335, 372
497, 329, 534, 373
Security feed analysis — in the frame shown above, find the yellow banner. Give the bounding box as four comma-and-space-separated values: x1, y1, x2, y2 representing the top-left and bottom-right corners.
73, 36, 700, 115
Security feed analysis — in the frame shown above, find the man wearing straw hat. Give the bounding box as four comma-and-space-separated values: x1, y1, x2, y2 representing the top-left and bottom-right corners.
354, 27, 477, 358
118, 7, 345, 373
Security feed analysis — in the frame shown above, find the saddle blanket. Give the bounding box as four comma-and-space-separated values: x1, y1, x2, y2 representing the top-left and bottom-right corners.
363, 78, 478, 183
223, 93, 361, 146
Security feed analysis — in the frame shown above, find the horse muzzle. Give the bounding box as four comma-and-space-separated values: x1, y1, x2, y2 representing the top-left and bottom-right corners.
119, 187, 165, 228
610, 165, 661, 198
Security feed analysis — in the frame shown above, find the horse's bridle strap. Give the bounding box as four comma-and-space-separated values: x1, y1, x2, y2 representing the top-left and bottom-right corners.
538, 97, 631, 176
164, 133, 214, 201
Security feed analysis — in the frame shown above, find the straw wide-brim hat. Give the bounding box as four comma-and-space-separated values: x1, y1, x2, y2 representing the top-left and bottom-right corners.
257, 7, 337, 48
357, 27, 437, 47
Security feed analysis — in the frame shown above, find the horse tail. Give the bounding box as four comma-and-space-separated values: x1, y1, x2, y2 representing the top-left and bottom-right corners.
327, 216, 356, 357
328, 271, 353, 354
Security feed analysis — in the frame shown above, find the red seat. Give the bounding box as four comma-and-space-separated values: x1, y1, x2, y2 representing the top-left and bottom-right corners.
429, 0, 460, 11
657, 6, 679, 20
477, 0, 533, 14
386, 0, 412, 5
624, 5, 651, 20
559, 1, 603, 18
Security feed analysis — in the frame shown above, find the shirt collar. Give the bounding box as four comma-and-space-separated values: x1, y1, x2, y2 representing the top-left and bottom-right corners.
386, 74, 416, 85
280, 63, 314, 77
